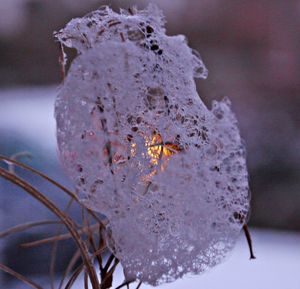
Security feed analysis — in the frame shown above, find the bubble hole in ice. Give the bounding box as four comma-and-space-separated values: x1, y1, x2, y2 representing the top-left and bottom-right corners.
54, 5, 250, 286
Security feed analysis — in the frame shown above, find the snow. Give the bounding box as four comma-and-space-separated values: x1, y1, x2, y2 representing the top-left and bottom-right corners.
71, 229, 300, 289
151, 229, 300, 289
54, 5, 249, 285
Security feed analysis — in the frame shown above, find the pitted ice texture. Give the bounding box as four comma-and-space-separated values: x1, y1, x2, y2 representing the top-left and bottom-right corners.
55, 5, 250, 286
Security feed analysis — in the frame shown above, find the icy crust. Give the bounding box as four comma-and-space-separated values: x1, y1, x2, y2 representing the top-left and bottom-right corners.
55, 5, 249, 286
54, 4, 207, 79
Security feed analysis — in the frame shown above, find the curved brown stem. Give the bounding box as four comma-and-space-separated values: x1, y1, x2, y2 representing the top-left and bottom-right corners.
243, 224, 256, 259
0, 263, 43, 289
0, 155, 107, 227
0, 220, 60, 239
0, 167, 100, 289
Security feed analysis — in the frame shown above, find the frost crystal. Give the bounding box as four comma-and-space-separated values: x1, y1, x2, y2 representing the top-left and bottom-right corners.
55, 5, 250, 286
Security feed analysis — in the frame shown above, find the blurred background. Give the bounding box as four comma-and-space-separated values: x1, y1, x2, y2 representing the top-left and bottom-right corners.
0, 0, 299, 288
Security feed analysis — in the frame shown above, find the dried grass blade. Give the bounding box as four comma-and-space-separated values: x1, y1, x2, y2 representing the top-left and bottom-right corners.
115, 280, 135, 289
21, 224, 99, 248
83, 209, 102, 269
50, 198, 74, 289
101, 258, 119, 289
59, 249, 81, 289
102, 254, 114, 277
0, 220, 60, 239
0, 155, 78, 201
0, 155, 107, 227
64, 264, 84, 289
0, 168, 100, 289
84, 269, 89, 289
0, 263, 43, 289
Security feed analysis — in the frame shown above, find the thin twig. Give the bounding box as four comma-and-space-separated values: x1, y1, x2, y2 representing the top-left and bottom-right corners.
0, 263, 43, 289
102, 254, 115, 277
84, 269, 89, 289
0, 220, 60, 239
243, 224, 256, 259
50, 198, 74, 289
59, 249, 81, 289
108, 258, 119, 275
115, 280, 135, 289
136, 281, 142, 289
98, 223, 107, 274
61, 247, 107, 289
20, 223, 99, 248
83, 209, 103, 269
101, 258, 119, 289
64, 264, 84, 289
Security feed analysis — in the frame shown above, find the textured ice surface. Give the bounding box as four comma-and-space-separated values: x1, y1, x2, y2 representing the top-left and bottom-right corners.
55, 5, 250, 286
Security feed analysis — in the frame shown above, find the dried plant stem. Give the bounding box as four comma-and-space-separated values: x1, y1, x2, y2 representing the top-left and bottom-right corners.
98, 226, 105, 272
60, 238, 107, 288
50, 198, 74, 289
243, 224, 256, 259
59, 249, 81, 289
84, 269, 89, 289
0, 263, 43, 289
115, 280, 135, 289
101, 257, 119, 289
102, 254, 115, 278
0, 167, 100, 289
0, 220, 61, 239
21, 223, 99, 248
64, 264, 84, 289
0, 155, 78, 200
0, 155, 107, 227
82, 209, 103, 270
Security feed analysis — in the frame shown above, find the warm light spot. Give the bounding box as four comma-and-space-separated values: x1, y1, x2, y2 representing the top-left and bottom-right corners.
131, 143, 137, 157
146, 133, 164, 165
145, 132, 181, 171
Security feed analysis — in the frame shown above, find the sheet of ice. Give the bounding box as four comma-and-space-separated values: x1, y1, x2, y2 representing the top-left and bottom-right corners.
55, 5, 250, 285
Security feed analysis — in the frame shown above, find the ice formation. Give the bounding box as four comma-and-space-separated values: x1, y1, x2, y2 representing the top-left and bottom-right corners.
54, 5, 250, 286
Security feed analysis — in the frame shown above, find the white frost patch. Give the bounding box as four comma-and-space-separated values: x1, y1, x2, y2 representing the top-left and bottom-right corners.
55, 5, 250, 286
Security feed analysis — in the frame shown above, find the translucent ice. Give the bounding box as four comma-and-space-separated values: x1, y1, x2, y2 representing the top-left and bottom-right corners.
55, 5, 250, 286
